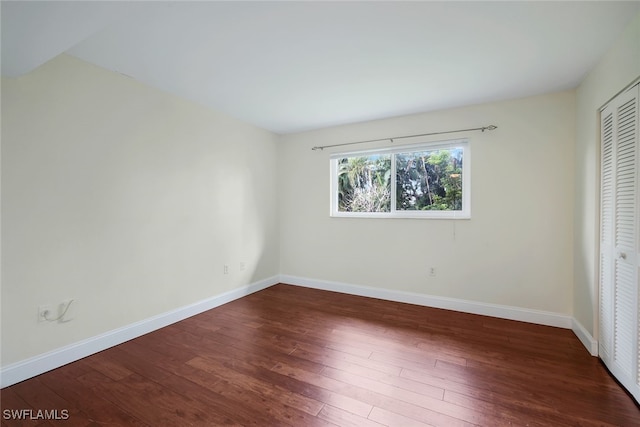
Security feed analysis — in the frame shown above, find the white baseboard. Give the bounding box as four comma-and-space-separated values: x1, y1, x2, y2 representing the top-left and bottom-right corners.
572, 318, 598, 356
2, 274, 598, 388
0, 276, 278, 388
279, 274, 574, 329
281, 275, 600, 355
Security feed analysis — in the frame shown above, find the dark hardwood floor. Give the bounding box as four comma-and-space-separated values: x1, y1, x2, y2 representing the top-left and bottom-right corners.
2, 284, 639, 426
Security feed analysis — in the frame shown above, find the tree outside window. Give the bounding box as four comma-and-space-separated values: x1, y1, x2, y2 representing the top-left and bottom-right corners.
331, 139, 469, 219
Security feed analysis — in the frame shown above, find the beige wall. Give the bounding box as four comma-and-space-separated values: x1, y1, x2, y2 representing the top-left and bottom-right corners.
279, 91, 575, 314
574, 12, 640, 337
1, 55, 280, 365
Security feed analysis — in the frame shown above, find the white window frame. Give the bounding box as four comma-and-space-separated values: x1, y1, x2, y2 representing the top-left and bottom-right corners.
330, 138, 470, 219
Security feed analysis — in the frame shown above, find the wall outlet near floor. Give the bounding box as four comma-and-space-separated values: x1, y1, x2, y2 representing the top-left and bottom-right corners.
240, 261, 246, 271
37, 299, 75, 323
223, 264, 229, 274
429, 267, 437, 277
38, 305, 53, 322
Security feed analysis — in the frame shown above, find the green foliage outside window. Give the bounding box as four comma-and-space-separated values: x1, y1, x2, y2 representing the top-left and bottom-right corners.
396, 148, 463, 211
338, 155, 391, 212
336, 147, 463, 213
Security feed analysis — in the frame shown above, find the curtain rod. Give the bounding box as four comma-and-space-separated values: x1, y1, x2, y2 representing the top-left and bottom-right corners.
311, 125, 497, 151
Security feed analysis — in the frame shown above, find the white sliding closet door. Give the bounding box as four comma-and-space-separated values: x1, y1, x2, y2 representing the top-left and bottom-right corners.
599, 83, 639, 404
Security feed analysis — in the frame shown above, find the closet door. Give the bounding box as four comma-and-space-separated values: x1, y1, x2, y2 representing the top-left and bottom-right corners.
599, 83, 639, 404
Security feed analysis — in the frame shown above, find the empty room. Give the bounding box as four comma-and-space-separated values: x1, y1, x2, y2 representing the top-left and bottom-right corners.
1, 1, 640, 425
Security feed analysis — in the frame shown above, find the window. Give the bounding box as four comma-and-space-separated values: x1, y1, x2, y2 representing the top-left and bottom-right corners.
330, 139, 470, 218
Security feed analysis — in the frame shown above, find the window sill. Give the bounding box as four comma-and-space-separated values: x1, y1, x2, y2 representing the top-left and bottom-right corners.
330, 212, 471, 219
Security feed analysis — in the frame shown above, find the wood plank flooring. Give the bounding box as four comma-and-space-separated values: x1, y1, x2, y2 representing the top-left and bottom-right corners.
2, 284, 639, 426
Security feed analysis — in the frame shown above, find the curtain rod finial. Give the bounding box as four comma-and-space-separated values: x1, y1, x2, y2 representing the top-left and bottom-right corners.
312, 146, 323, 151
484, 125, 497, 131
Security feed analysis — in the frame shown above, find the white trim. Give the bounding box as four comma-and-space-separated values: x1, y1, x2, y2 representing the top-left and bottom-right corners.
600, 79, 640, 112
279, 275, 573, 329
0, 276, 278, 388
1, 274, 598, 388
281, 275, 599, 355
572, 318, 598, 356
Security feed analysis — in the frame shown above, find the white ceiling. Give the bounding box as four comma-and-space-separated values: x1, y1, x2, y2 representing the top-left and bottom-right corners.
2, 1, 639, 134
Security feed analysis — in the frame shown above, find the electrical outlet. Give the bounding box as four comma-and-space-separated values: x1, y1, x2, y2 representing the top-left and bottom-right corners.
240, 261, 246, 271
429, 267, 437, 277
223, 264, 229, 274
38, 305, 52, 323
